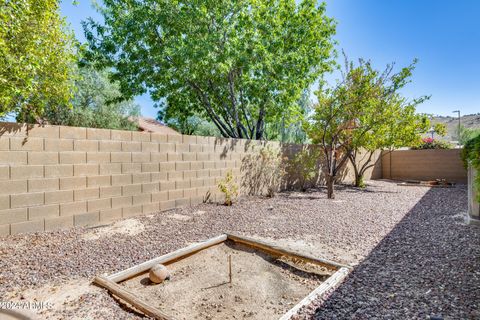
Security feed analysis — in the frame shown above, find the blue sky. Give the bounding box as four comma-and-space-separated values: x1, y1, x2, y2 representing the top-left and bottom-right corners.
60, 0, 480, 118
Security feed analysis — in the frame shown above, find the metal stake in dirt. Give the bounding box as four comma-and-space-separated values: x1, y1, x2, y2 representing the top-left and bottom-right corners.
228, 255, 232, 284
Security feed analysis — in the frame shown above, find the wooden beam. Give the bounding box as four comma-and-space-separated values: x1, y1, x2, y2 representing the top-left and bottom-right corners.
95, 234, 351, 320
108, 234, 228, 283
93, 275, 174, 320
279, 267, 350, 320
226, 233, 350, 270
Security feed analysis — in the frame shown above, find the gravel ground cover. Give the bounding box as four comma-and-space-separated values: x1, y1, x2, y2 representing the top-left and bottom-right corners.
310, 184, 480, 320
0, 181, 478, 319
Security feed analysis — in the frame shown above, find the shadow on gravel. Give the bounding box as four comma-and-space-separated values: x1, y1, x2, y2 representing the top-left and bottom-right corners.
331, 181, 405, 194
314, 186, 480, 320
282, 184, 400, 198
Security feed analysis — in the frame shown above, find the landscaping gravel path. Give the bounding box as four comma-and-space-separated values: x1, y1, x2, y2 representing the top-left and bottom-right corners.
0, 181, 478, 319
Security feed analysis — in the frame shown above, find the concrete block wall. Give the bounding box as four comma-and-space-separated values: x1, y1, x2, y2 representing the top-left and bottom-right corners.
381, 149, 467, 183
0, 123, 254, 235
0, 122, 384, 235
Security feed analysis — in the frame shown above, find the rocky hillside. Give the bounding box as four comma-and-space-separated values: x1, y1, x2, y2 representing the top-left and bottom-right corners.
429, 113, 480, 141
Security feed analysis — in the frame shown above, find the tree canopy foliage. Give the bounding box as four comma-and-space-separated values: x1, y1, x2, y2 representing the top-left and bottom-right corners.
456, 125, 480, 145
432, 123, 447, 138
44, 67, 140, 130
83, 0, 336, 139
461, 134, 480, 202
264, 90, 312, 143
159, 111, 221, 137
0, 0, 76, 121
306, 55, 429, 197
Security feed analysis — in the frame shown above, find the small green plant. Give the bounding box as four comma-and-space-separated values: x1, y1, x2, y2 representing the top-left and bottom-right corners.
218, 170, 239, 206
356, 175, 366, 188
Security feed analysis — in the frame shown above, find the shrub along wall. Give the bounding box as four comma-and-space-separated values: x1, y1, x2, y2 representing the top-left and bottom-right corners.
0, 122, 381, 236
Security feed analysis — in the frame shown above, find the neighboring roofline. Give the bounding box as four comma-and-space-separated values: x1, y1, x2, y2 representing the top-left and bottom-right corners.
131, 116, 181, 135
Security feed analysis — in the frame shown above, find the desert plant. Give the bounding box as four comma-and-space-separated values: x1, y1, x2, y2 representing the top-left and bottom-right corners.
288, 147, 320, 191
218, 170, 239, 206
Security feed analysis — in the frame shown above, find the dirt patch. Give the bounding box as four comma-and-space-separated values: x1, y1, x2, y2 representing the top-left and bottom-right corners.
247, 236, 361, 267
2, 279, 95, 320
81, 218, 145, 241
121, 242, 327, 320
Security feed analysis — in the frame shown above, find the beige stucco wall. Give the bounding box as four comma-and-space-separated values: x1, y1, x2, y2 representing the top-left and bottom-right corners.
381, 149, 467, 183
0, 122, 382, 235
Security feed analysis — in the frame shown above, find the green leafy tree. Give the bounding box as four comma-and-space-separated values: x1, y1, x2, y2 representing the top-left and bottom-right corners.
265, 90, 313, 143
44, 67, 140, 130
349, 98, 429, 188
461, 135, 480, 202
433, 123, 447, 138
158, 107, 221, 137
306, 65, 376, 198
0, 0, 76, 121
341, 57, 429, 188
348, 91, 429, 187
306, 56, 428, 198
83, 0, 336, 140
456, 125, 480, 145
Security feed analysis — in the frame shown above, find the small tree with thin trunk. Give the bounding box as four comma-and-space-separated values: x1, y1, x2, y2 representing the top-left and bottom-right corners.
307, 60, 380, 198
348, 97, 429, 187
307, 56, 428, 198
346, 58, 430, 187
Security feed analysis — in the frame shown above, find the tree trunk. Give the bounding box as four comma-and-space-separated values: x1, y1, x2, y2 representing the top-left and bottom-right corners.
326, 174, 335, 199
351, 157, 360, 187
255, 107, 265, 140
354, 173, 364, 188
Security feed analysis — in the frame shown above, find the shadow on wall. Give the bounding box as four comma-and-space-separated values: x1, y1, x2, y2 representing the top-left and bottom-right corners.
0, 121, 380, 199
211, 136, 380, 197
0, 122, 55, 137
313, 186, 480, 319
0, 122, 25, 136
238, 141, 351, 196
280, 144, 350, 190
0, 122, 29, 144
215, 137, 241, 160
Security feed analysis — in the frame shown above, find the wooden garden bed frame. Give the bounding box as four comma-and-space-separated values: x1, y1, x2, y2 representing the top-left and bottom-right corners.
396, 179, 455, 188
93, 234, 350, 320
